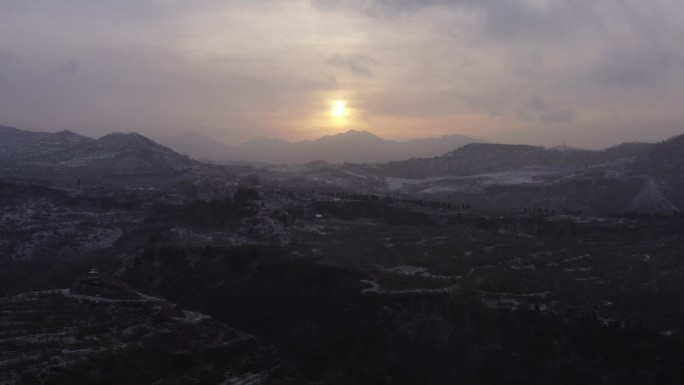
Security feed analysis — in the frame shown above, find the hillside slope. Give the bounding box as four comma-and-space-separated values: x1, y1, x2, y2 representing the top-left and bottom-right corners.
0, 288, 291, 385
0, 126, 93, 163
0, 127, 217, 183
51, 132, 197, 174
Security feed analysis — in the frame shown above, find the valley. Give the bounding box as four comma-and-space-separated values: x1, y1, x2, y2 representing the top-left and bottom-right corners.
1, 126, 684, 384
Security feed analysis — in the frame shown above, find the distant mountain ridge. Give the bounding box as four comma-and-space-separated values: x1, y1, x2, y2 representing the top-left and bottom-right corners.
51, 132, 197, 174
1, 125, 683, 212
0, 126, 202, 181
154, 129, 485, 164
365, 133, 684, 213
0, 125, 93, 162
378, 141, 654, 178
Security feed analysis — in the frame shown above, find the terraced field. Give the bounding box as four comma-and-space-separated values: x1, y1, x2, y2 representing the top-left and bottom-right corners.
291, 216, 684, 335
0, 290, 288, 384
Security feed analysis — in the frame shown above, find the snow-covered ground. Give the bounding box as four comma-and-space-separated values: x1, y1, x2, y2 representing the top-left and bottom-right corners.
385, 168, 568, 194
221, 369, 276, 385
626, 178, 678, 213
382, 265, 453, 279
360, 279, 458, 294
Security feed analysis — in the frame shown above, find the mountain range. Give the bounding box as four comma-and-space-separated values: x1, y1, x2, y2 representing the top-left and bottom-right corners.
2, 124, 684, 213
154, 130, 484, 164
362, 135, 684, 213
0, 125, 202, 182
377, 141, 655, 178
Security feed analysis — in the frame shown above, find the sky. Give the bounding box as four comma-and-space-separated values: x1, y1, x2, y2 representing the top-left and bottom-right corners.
1, 0, 683, 148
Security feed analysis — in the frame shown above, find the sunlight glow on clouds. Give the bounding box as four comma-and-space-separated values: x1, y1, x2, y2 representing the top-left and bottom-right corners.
0, 0, 683, 147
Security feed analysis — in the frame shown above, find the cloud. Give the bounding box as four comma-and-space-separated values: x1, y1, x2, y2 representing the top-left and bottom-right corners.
327, 53, 377, 77
313, 0, 592, 40
517, 96, 575, 124
313, 0, 683, 50
466, 92, 575, 125
526, 96, 547, 112
0, 0, 683, 147
464, 93, 509, 118
591, 47, 683, 88
540, 109, 575, 124
57, 59, 80, 76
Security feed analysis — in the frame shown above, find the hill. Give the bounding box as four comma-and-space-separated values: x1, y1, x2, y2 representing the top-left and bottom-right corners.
0, 288, 291, 384
378, 141, 654, 178
0, 127, 215, 184
51, 132, 197, 174
0, 126, 93, 164
319, 134, 682, 213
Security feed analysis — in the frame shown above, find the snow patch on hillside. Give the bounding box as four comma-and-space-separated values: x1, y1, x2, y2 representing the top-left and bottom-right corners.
626, 179, 678, 213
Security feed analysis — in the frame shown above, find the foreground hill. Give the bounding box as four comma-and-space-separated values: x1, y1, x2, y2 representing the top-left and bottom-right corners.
641, 134, 684, 211
2, 175, 684, 384
156, 130, 482, 164
0, 288, 292, 385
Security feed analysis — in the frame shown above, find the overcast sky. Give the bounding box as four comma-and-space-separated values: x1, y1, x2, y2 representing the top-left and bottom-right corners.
1, 0, 683, 148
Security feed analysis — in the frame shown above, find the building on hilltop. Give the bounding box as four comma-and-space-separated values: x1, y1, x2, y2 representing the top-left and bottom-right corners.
88, 267, 99, 279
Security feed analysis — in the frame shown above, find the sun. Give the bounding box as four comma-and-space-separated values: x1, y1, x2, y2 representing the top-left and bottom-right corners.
331, 100, 348, 118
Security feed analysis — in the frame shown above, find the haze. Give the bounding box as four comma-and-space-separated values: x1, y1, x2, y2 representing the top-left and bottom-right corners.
1, 0, 683, 149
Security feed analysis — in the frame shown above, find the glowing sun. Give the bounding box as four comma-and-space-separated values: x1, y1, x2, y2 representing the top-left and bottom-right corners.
331, 100, 348, 118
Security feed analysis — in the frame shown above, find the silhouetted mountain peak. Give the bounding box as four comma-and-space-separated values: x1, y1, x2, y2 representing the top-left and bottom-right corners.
100, 131, 148, 141
342, 129, 377, 137
96, 132, 170, 151
316, 130, 383, 143
549, 144, 585, 152
52, 130, 91, 142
